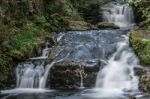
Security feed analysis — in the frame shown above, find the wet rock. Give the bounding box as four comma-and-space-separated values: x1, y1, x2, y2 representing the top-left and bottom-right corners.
134, 66, 146, 76
132, 63, 150, 93
129, 96, 136, 99
97, 22, 119, 29
139, 72, 150, 92
67, 21, 92, 31
49, 60, 100, 89
47, 30, 127, 89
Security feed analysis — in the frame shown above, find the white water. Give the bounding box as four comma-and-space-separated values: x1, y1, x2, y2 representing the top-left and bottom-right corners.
82, 35, 139, 98
16, 42, 52, 89
101, 2, 135, 28
79, 65, 84, 88
39, 61, 55, 88
96, 35, 138, 90
95, 3, 139, 97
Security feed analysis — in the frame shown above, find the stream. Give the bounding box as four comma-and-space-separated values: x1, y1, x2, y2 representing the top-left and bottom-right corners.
1, 1, 150, 99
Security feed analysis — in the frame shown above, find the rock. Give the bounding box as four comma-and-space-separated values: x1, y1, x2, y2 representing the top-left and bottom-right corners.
133, 63, 150, 93
132, 65, 150, 93
67, 21, 91, 31
129, 96, 136, 99
96, 22, 119, 29
134, 66, 146, 76
46, 30, 126, 89
48, 60, 100, 89
139, 73, 150, 92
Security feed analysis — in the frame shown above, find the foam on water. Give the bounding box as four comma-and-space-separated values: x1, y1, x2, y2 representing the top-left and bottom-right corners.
82, 34, 139, 98
1, 88, 52, 95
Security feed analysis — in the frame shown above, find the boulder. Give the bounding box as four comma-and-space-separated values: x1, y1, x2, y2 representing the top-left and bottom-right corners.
139, 73, 150, 92
67, 21, 92, 31
96, 22, 119, 29
46, 30, 126, 89
138, 67, 150, 92
48, 60, 100, 89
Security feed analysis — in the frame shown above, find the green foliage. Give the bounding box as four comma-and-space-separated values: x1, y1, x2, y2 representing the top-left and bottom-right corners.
0, 21, 47, 87
44, 0, 83, 32
8, 22, 46, 59
130, 30, 150, 65
0, 53, 12, 81
128, 0, 150, 29
70, 0, 110, 10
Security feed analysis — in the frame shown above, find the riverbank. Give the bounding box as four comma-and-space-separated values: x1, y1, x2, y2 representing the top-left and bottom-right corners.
128, 0, 150, 93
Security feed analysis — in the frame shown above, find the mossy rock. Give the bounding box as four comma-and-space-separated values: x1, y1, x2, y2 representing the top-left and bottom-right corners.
67, 21, 92, 31
134, 66, 150, 92
130, 30, 150, 65
139, 72, 150, 92
96, 22, 119, 29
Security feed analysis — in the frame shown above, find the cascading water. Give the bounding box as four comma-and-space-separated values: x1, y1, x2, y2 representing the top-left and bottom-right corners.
16, 42, 52, 88
82, 1, 140, 99
1, 0, 144, 98
79, 65, 84, 88
101, 2, 135, 28
96, 35, 139, 95
39, 61, 55, 88
81, 34, 139, 99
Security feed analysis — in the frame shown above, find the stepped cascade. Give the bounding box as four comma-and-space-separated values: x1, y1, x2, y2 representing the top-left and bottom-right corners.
16, 42, 52, 88
1, 0, 145, 99
101, 2, 135, 28
81, 1, 140, 99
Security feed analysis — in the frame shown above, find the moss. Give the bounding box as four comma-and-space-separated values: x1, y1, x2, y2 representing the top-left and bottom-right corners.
97, 22, 119, 29
67, 21, 92, 31
130, 30, 150, 65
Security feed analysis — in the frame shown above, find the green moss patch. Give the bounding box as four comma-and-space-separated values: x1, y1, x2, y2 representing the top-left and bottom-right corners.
130, 30, 150, 65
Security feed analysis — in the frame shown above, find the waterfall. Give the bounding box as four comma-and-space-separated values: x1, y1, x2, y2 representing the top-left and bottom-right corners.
39, 61, 55, 88
82, 34, 139, 99
101, 2, 135, 28
96, 35, 139, 91
79, 65, 84, 88
16, 42, 53, 88
81, 2, 139, 96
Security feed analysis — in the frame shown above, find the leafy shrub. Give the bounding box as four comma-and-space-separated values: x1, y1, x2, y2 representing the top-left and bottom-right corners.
128, 0, 150, 29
